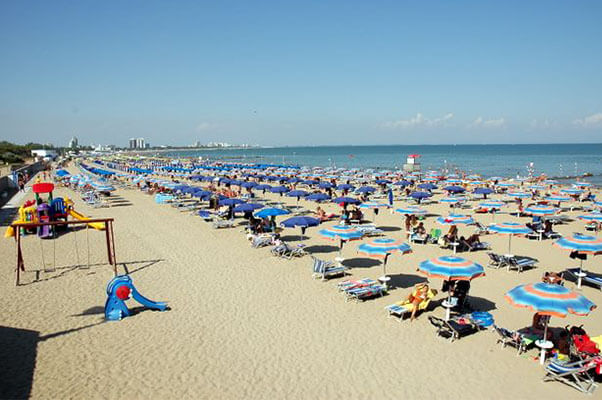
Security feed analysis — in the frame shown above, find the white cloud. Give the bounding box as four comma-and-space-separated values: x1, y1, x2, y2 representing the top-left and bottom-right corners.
573, 112, 602, 128
196, 122, 217, 132
468, 116, 506, 128
380, 113, 454, 129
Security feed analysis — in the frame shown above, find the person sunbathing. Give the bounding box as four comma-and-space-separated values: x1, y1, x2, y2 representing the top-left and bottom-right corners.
412, 222, 428, 242
406, 283, 431, 321
315, 206, 327, 220
443, 225, 458, 244
542, 271, 563, 285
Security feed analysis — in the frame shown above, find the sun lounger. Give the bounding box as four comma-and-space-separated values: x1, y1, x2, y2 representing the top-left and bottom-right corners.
271, 243, 307, 259
506, 256, 537, 273
493, 325, 537, 355
212, 219, 235, 229
350, 224, 383, 237
487, 252, 507, 269
337, 278, 378, 293
311, 255, 347, 280
251, 235, 275, 248
461, 240, 490, 252
385, 288, 438, 322
543, 357, 600, 394
428, 228, 442, 244
345, 284, 386, 302
428, 315, 480, 343
565, 268, 602, 290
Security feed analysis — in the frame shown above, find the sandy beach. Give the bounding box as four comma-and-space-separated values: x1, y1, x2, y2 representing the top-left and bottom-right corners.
1, 169, 601, 400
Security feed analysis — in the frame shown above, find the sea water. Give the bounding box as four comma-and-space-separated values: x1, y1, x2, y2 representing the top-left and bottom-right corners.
163, 143, 602, 185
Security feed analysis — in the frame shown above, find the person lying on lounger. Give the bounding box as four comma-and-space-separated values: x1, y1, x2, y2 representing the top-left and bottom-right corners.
406, 283, 431, 321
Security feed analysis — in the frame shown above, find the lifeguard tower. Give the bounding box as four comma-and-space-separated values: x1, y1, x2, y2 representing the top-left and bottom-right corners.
403, 154, 421, 172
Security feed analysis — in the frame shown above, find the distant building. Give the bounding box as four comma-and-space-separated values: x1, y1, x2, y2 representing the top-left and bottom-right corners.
68, 136, 79, 149
144, 142, 150, 149
129, 138, 137, 149
136, 137, 145, 149
31, 149, 58, 160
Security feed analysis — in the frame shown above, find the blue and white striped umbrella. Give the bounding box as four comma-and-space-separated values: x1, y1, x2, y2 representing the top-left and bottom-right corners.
357, 238, 412, 259
418, 256, 485, 281
319, 225, 364, 242
479, 201, 504, 209
561, 188, 584, 195
497, 182, 516, 188
524, 205, 558, 216
394, 206, 427, 215
359, 201, 389, 209
505, 282, 595, 318
489, 222, 533, 253
553, 234, 602, 255
436, 214, 474, 225
574, 182, 592, 187
507, 191, 531, 199
545, 195, 571, 203
440, 196, 467, 204
578, 213, 602, 222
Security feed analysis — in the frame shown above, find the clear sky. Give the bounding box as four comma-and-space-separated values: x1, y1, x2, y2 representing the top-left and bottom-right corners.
1, 1, 601, 147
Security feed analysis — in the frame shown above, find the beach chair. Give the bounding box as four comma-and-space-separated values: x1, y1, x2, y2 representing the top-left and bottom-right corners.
493, 325, 536, 355
385, 288, 438, 322
337, 278, 378, 293
251, 235, 275, 248
542, 357, 600, 394
198, 210, 214, 221
351, 224, 383, 237
311, 255, 347, 280
462, 240, 490, 252
345, 284, 386, 302
473, 222, 491, 235
271, 243, 307, 259
212, 218, 235, 229
505, 256, 537, 273
428, 315, 479, 343
565, 268, 602, 290
428, 228, 442, 244
487, 252, 507, 269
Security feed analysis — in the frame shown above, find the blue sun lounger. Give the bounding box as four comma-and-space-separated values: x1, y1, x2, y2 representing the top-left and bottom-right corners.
345, 284, 386, 302
311, 256, 347, 280
565, 268, 602, 290
543, 357, 599, 394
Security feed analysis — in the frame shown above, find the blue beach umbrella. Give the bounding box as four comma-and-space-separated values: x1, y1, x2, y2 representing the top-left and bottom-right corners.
553, 234, 602, 288
332, 196, 361, 205
254, 184, 272, 191
418, 183, 437, 190
357, 186, 376, 193
241, 182, 257, 189
255, 208, 291, 218
357, 238, 412, 276
319, 225, 364, 254
318, 182, 335, 189
473, 187, 494, 195
545, 195, 571, 203
489, 222, 533, 253
507, 192, 531, 199
287, 190, 308, 199
359, 201, 388, 209
578, 213, 602, 222
233, 203, 264, 213
410, 191, 432, 202
436, 214, 475, 225
280, 216, 320, 239
443, 185, 465, 193
219, 198, 245, 206
479, 201, 504, 209
561, 188, 584, 195
395, 206, 427, 215
336, 183, 356, 191
394, 180, 412, 187
524, 205, 558, 216
270, 186, 290, 195
306, 193, 331, 202
505, 282, 596, 345
440, 196, 466, 205
418, 256, 485, 281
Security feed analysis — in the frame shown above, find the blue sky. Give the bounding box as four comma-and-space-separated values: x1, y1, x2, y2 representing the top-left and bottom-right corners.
1, 1, 601, 147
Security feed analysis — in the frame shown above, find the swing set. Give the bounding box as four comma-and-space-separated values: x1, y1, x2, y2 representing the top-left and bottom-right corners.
11, 218, 117, 286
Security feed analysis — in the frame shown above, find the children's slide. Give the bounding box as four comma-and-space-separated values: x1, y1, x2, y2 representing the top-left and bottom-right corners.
68, 209, 106, 230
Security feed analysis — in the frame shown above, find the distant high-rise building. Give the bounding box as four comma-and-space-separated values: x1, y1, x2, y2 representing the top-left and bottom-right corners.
68, 136, 78, 149
136, 137, 145, 149
129, 138, 137, 149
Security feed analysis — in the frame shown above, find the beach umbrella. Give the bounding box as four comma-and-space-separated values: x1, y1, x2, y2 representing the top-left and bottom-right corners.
439, 197, 466, 207
418, 256, 485, 320
436, 214, 475, 225
233, 203, 264, 213
287, 190, 308, 201
489, 222, 533, 254
303, 179, 320, 185
529, 185, 546, 190
255, 208, 291, 218
418, 183, 437, 190
507, 191, 531, 199
254, 184, 272, 191
479, 201, 504, 209
524, 205, 558, 216
319, 225, 363, 255
336, 184, 355, 191
318, 182, 335, 189
496, 182, 516, 188
358, 201, 388, 209
270, 186, 290, 195
332, 196, 361, 206
306, 193, 331, 202
409, 191, 432, 203
219, 198, 245, 206
545, 195, 571, 203
240, 182, 257, 189
192, 190, 212, 199
357, 238, 412, 277
574, 182, 592, 188
357, 186, 376, 193
473, 187, 494, 199
578, 213, 602, 222
375, 179, 392, 185
445, 179, 462, 184
553, 234, 602, 288
561, 188, 584, 195
280, 216, 320, 240
443, 185, 465, 193
394, 180, 412, 187
505, 282, 596, 363
395, 206, 427, 215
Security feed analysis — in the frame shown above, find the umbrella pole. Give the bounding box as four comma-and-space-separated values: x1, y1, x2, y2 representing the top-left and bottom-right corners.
577, 258, 584, 289
539, 318, 551, 365
508, 235, 512, 255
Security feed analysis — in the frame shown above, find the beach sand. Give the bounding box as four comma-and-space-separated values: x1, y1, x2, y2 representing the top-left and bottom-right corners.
1, 172, 601, 399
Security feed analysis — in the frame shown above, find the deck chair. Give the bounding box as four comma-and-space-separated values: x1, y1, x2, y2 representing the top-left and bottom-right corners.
428, 228, 442, 244
337, 278, 378, 293
311, 255, 347, 280
385, 288, 438, 322
493, 325, 536, 355
473, 222, 491, 235
351, 224, 383, 237
487, 252, 508, 269
462, 240, 490, 252
251, 235, 275, 248
428, 315, 479, 343
212, 218, 235, 229
565, 268, 602, 290
543, 357, 600, 394
506, 256, 537, 273
345, 284, 386, 302
271, 243, 307, 259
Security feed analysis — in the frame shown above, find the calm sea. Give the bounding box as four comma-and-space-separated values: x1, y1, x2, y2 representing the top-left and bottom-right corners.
162, 144, 602, 185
